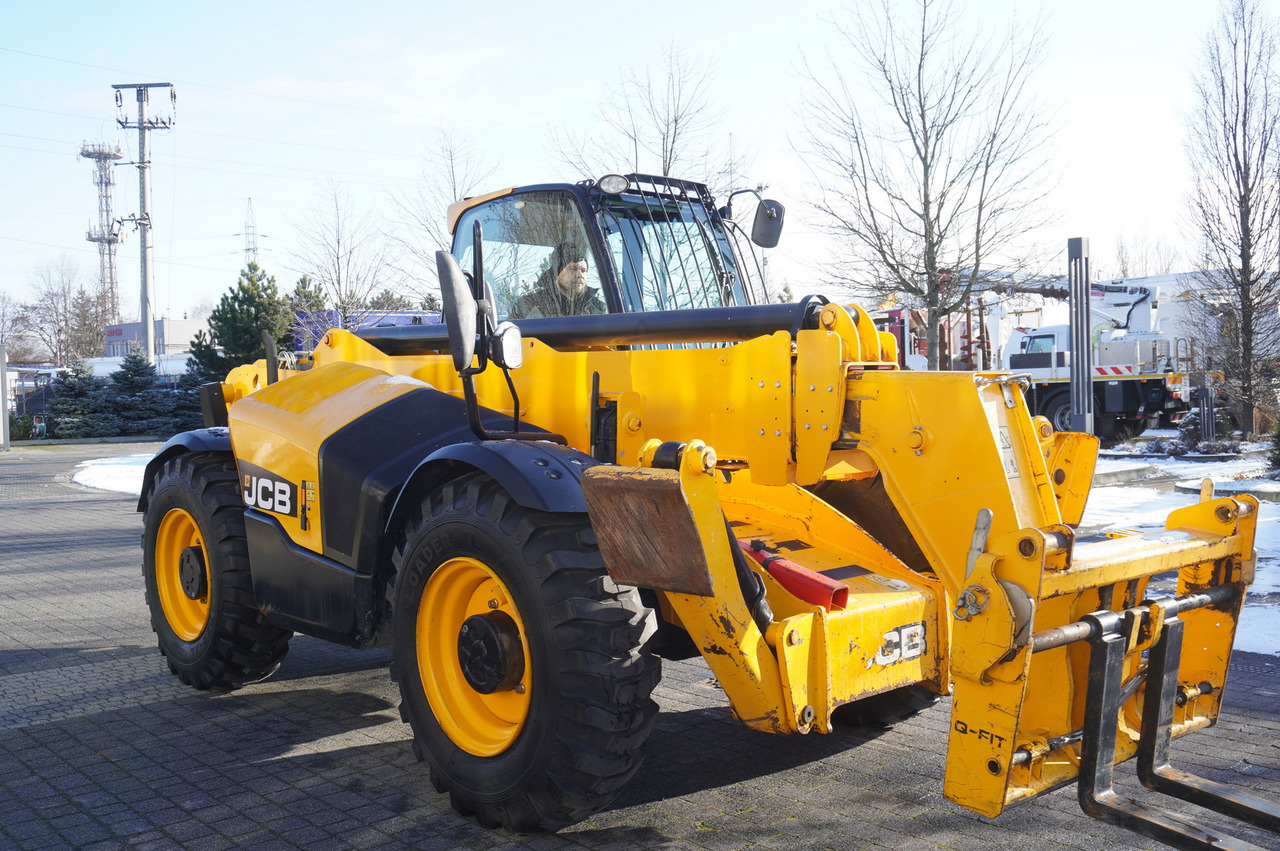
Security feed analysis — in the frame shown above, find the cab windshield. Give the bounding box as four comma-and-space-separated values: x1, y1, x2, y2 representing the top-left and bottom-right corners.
599, 192, 747, 312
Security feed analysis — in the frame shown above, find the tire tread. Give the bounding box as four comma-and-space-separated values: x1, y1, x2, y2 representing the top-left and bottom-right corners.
390, 472, 659, 832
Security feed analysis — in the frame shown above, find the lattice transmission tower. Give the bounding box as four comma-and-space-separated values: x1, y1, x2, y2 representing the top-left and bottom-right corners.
243, 198, 259, 264
78, 142, 125, 322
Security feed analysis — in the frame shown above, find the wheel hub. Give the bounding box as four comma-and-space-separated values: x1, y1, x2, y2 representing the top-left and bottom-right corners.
457, 611, 524, 694
178, 546, 207, 600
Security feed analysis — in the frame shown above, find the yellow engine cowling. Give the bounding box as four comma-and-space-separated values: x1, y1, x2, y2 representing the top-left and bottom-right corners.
226, 360, 429, 554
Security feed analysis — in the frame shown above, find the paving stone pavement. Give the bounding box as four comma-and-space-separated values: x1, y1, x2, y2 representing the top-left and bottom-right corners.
2, 442, 1278, 851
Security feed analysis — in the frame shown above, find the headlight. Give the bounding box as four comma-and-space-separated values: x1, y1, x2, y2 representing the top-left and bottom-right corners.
597, 174, 629, 194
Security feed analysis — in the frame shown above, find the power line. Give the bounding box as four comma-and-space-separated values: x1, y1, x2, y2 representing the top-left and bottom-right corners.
0, 234, 95, 252
0, 137, 416, 185
0, 45, 507, 127
0, 104, 439, 165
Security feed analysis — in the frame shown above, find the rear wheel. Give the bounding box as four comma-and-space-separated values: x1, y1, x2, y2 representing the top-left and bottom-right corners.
1043, 393, 1073, 432
141, 453, 292, 689
390, 473, 659, 831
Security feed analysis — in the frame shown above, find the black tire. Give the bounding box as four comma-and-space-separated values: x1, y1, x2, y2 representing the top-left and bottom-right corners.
141, 452, 292, 690
831, 685, 941, 728
390, 472, 660, 832
1043, 393, 1073, 433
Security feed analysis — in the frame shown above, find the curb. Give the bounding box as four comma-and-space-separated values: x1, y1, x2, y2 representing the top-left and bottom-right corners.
4, 435, 162, 447
1092, 463, 1163, 486
1173, 478, 1280, 501
1098, 448, 1268, 463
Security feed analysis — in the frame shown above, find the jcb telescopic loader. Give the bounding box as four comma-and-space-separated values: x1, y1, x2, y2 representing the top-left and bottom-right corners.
140, 174, 1278, 848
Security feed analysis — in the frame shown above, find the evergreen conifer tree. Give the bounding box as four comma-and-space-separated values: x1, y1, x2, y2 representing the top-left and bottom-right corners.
48, 360, 117, 438
109, 345, 181, 437
187, 263, 291, 383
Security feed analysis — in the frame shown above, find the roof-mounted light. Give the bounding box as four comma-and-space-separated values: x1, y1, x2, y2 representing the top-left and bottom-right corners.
597, 174, 630, 194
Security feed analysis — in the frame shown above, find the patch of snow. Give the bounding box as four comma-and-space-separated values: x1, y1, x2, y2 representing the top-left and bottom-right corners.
1094, 458, 1156, 475
1235, 605, 1280, 657
1155, 457, 1268, 480
73, 455, 149, 496
1080, 485, 1191, 533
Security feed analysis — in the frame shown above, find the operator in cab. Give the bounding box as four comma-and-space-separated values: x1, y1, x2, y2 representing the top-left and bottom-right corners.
509, 243, 606, 319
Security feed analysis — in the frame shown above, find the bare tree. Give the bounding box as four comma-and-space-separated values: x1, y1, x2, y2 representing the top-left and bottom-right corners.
551, 45, 749, 195
1186, 0, 1280, 433
801, 0, 1053, 368
0, 291, 46, 363
292, 179, 404, 329
389, 128, 498, 309
1111, 236, 1181, 279
20, 257, 109, 366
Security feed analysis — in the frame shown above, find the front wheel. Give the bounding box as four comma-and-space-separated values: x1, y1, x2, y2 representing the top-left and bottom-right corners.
390, 473, 659, 831
141, 452, 292, 689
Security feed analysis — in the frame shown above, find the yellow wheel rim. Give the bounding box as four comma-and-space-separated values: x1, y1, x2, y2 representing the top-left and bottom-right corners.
154, 507, 210, 641
417, 556, 532, 757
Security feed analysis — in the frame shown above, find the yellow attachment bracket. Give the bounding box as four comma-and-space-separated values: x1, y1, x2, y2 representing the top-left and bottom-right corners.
1166, 494, 1247, 540
945, 524, 1051, 816
1044, 430, 1098, 527
583, 440, 794, 733
793, 329, 845, 485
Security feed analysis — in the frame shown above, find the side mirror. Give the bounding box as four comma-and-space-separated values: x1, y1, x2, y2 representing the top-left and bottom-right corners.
437, 251, 477, 374
490, 321, 523, 370
751, 200, 785, 248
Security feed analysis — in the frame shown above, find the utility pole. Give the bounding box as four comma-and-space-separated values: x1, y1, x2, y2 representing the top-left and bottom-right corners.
1, 344, 9, 451
113, 82, 175, 365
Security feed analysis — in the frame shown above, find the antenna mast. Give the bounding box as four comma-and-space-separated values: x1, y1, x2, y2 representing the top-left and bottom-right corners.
78, 141, 125, 323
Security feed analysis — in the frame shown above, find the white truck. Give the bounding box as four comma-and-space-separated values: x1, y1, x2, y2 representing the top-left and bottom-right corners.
1003, 282, 1191, 440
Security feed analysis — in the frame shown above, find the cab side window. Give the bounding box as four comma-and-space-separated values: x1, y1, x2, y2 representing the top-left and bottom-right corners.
453, 192, 606, 319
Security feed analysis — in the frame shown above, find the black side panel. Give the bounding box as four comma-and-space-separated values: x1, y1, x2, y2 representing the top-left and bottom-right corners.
317, 387, 546, 573
244, 509, 376, 647
1102, 380, 1138, 413
1010, 352, 1068, 369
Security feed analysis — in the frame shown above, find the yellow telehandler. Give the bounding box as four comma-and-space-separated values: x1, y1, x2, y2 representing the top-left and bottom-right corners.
139, 174, 1278, 848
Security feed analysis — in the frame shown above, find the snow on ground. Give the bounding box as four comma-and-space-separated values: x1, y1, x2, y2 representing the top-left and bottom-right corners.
74, 451, 1280, 655
1082, 455, 1280, 595
72, 455, 149, 495
1237, 605, 1280, 655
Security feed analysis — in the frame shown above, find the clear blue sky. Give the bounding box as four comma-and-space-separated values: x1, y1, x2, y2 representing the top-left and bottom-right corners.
1, 0, 1222, 321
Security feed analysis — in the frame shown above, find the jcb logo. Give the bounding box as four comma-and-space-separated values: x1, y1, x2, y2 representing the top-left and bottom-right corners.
873, 622, 926, 666
238, 462, 297, 517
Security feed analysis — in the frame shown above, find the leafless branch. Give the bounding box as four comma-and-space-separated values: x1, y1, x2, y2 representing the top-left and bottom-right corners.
1185, 0, 1280, 431
800, 0, 1054, 367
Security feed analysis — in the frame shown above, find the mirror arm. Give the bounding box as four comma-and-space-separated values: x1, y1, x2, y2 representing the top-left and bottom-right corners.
719, 187, 766, 220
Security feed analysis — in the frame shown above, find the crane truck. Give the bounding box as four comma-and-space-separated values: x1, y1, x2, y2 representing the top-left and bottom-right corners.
139, 174, 1277, 848
1004, 281, 1195, 439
